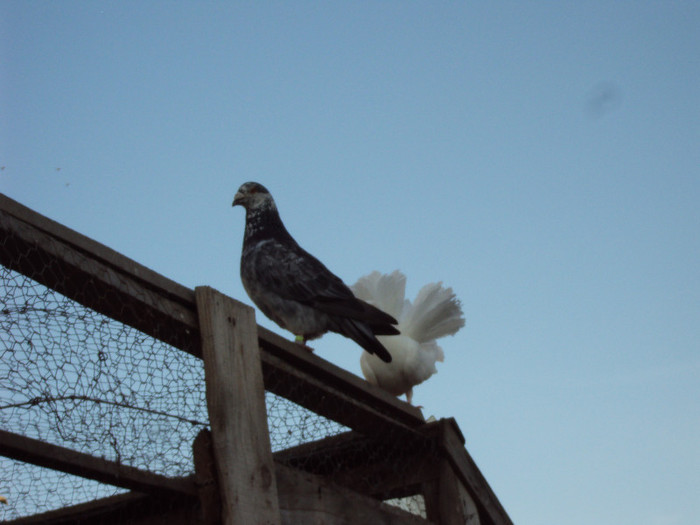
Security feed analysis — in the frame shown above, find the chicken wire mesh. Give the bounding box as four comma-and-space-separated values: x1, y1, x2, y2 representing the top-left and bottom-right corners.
0, 207, 436, 522
265, 362, 432, 519
0, 458, 129, 520
0, 264, 393, 520
0, 264, 206, 520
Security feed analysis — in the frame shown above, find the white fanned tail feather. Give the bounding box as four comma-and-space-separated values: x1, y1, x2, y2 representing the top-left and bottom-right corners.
350, 270, 406, 320
351, 270, 465, 404
401, 282, 466, 342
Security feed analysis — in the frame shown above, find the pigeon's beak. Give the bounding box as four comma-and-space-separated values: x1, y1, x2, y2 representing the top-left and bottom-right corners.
232, 191, 244, 207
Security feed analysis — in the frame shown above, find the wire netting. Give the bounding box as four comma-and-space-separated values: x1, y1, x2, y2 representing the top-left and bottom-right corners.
0, 265, 207, 519
0, 216, 435, 522
0, 265, 385, 520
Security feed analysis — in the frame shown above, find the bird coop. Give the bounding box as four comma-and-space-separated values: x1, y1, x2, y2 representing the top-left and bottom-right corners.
0, 193, 512, 525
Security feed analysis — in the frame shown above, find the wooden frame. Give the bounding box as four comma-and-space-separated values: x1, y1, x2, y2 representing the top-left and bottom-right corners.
0, 429, 196, 498
0, 193, 512, 525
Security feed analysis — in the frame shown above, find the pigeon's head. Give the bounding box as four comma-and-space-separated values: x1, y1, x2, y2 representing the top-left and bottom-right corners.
232, 182, 275, 211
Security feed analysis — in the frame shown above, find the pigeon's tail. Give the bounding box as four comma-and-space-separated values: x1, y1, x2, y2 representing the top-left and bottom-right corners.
351, 270, 406, 320
401, 282, 465, 343
352, 270, 465, 343
338, 318, 394, 363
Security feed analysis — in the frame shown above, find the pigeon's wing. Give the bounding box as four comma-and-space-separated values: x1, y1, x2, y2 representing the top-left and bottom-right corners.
245, 239, 397, 326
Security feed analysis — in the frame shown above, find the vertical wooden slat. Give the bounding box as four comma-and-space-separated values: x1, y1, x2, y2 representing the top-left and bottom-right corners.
193, 429, 221, 525
425, 460, 480, 525
195, 286, 281, 525
437, 420, 512, 525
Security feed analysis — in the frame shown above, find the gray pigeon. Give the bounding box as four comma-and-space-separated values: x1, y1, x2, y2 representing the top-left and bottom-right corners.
232, 182, 398, 362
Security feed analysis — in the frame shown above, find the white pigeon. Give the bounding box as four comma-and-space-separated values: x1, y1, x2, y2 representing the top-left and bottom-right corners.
351, 270, 465, 404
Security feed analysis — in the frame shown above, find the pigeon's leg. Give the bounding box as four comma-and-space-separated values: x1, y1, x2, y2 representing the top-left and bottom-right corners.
294, 335, 315, 353
405, 389, 423, 409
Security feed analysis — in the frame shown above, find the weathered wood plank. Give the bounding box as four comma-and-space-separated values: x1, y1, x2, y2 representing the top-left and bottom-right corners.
2, 492, 200, 525
423, 459, 481, 525
273, 430, 434, 500
0, 193, 194, 307
432, 419, 513, 525
195, 286, 281, 525
192, 425, 431, 525
258, 327, 424, 428
0, 429, 196, 498
261, 349, 426, 449
192, 425, 433, 524
192, 428, 222, 525
274, 420, 512, 525
4, 460, 434, 525
276, 462, 433, 525
0, 208, 200, 355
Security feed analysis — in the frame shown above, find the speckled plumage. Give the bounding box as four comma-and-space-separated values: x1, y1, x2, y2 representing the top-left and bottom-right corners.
232, 182, 398, 362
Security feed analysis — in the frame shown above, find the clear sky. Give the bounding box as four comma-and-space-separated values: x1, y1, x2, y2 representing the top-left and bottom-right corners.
2, 2, 699, 524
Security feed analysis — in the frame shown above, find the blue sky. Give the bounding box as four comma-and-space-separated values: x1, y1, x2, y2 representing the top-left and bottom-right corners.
2, 2, 699, 524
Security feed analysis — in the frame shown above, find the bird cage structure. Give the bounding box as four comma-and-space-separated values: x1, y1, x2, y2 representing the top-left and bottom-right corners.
0, 193, 512, 525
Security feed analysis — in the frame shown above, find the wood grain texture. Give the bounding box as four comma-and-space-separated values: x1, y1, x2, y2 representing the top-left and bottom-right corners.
193, 429, 222, 525
276, 463, 432, 525
423, 460, 480, 525
432, 419, 513, 525
195, 286, 281, 525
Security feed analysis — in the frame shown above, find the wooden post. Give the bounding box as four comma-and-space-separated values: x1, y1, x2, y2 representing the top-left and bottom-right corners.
193, 429, 221, 525
195, 286, 281, 525
423, 460, 480, 525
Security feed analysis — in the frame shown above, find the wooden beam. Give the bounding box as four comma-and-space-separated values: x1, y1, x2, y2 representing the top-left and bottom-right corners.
0, 194, 194, 307
5, 461, 434, 525
273, 420, 513, 525
430, 419, 513, 525
276, 462, 432, 525
258, 327, 424, 429
260, 346, 426, 448
0, 429, 196, 498
195, 286, 281, 525
2, 492, 199, 525
192, 429, 222, 525
423, 460, 480, 525
273, 430, 434, 500
193, 424, 432, 525
0, 208, 200, 355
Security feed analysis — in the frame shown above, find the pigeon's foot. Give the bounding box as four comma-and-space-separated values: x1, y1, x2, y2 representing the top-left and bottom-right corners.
403, 392, 424, 409
404, 391, 423, 409
294, 335, 315, 353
